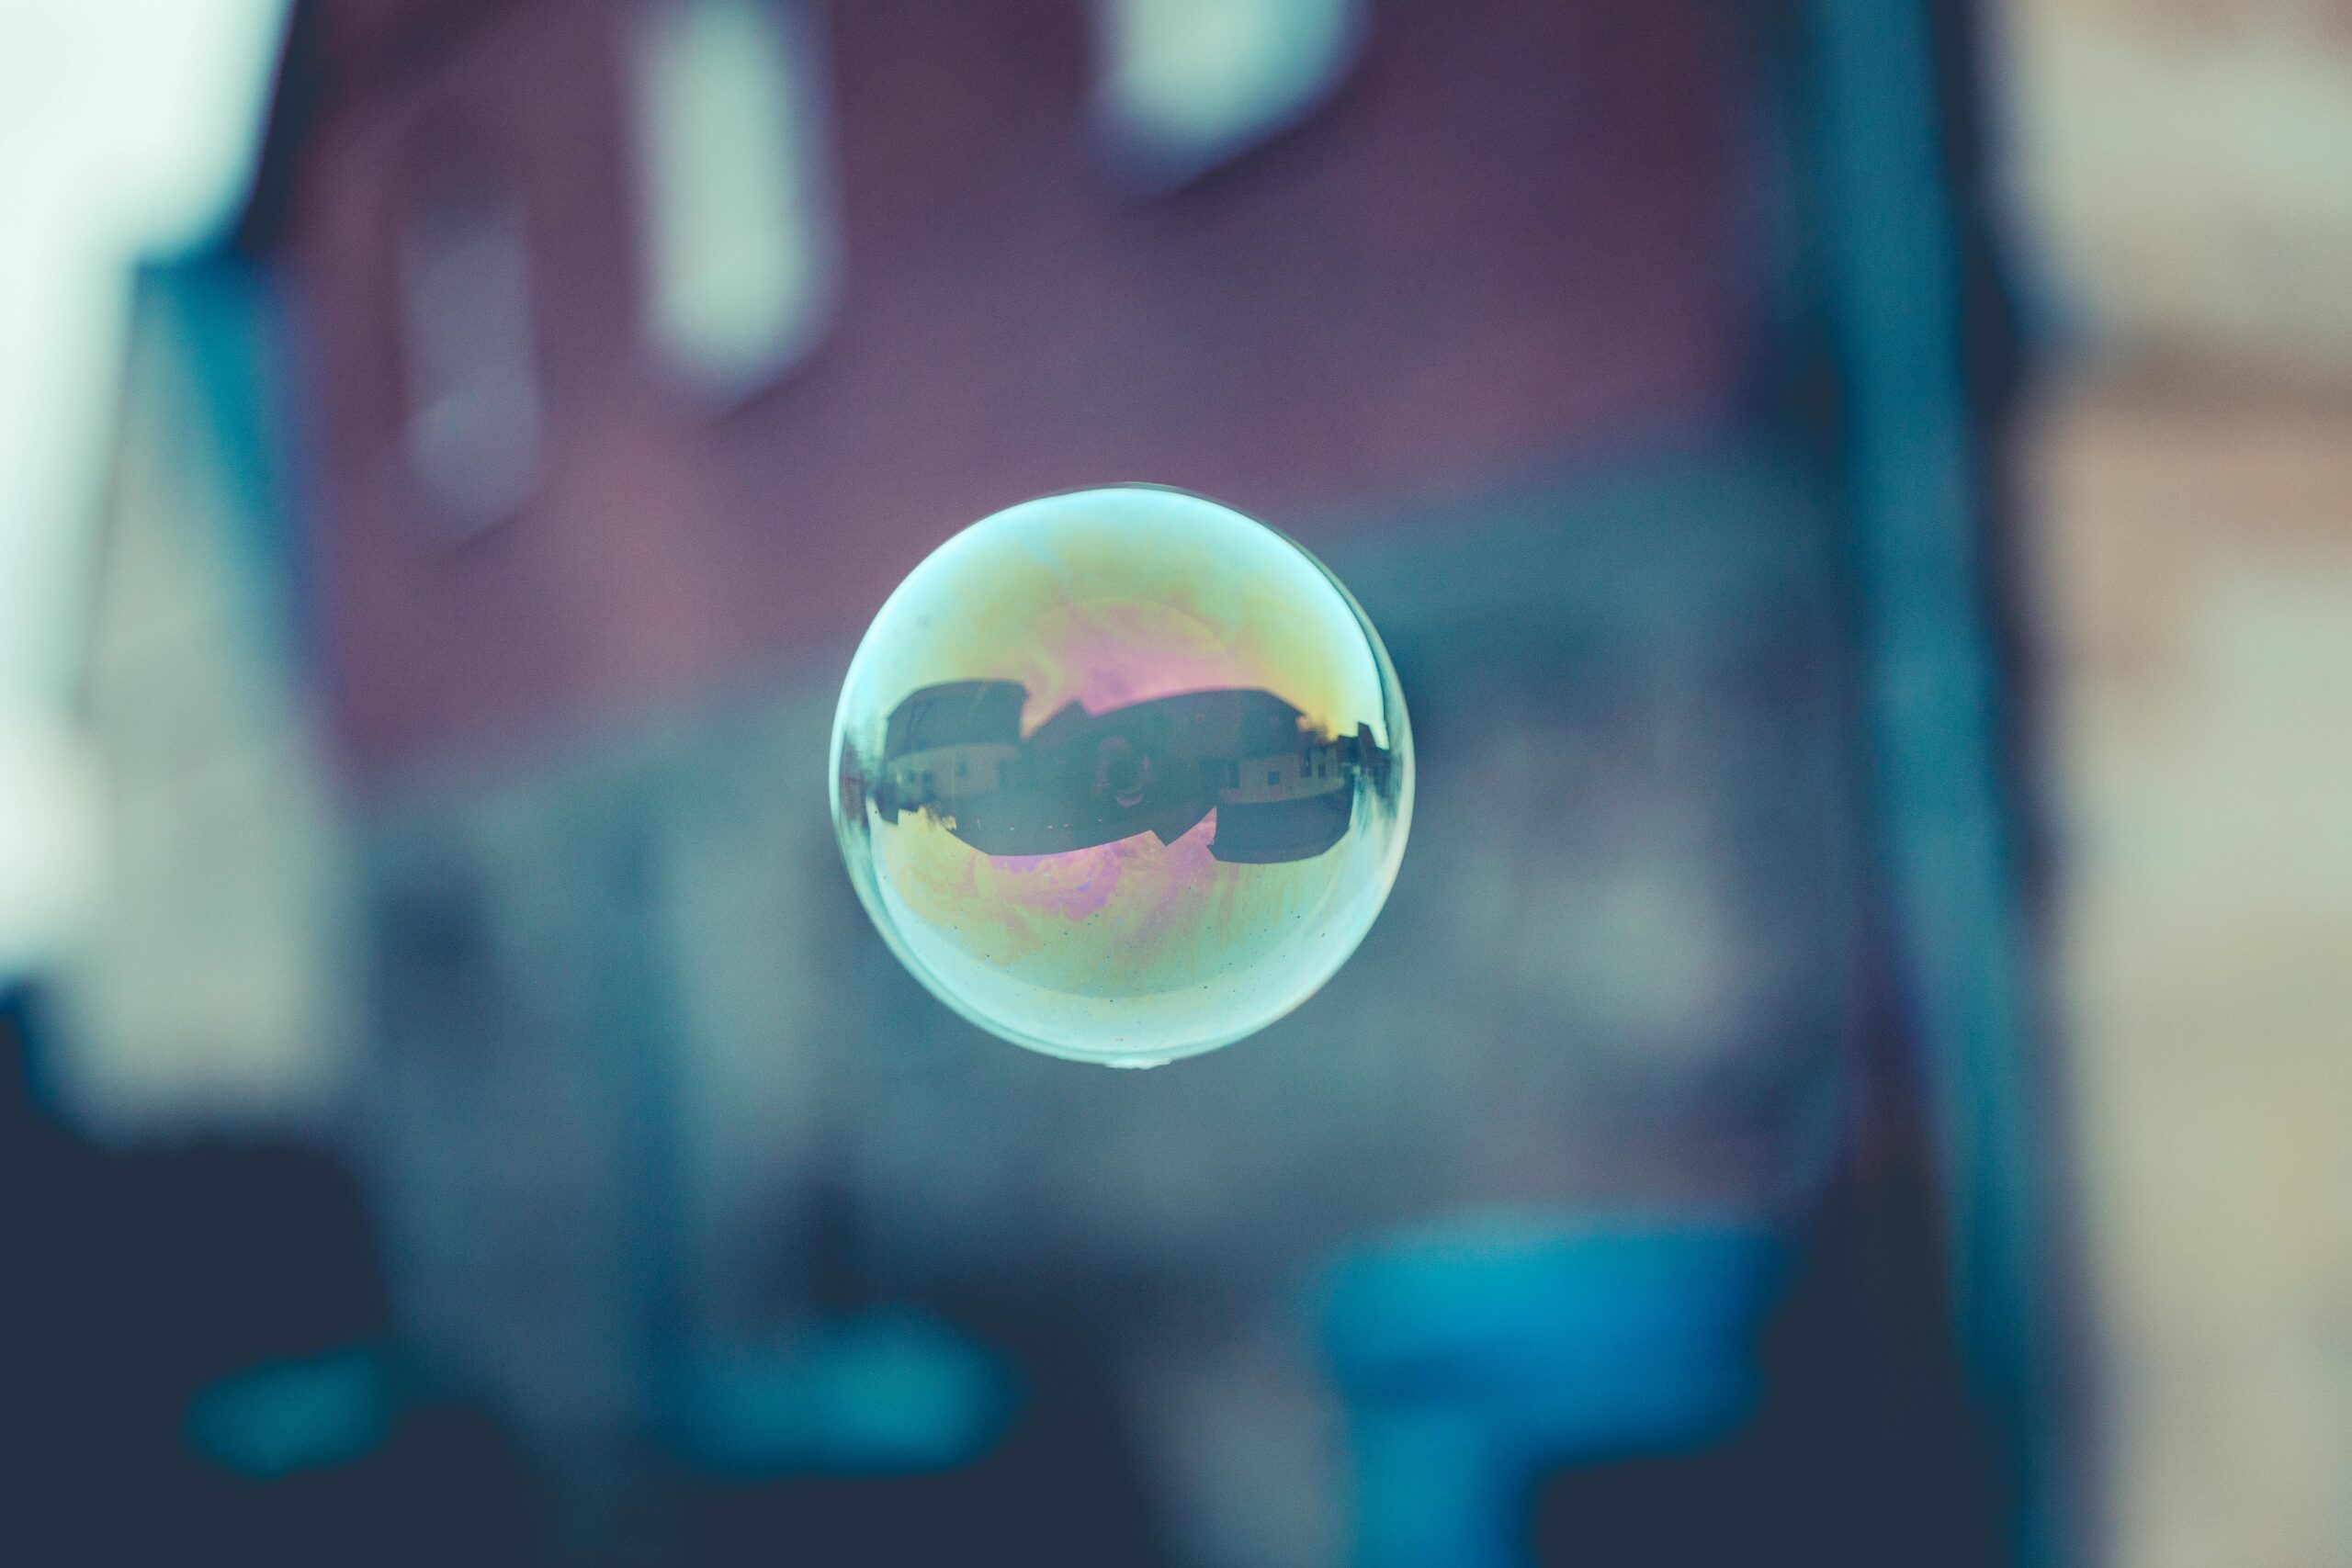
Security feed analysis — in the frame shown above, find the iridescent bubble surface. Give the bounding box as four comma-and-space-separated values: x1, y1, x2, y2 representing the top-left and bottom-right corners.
831, 487, 1412, 1066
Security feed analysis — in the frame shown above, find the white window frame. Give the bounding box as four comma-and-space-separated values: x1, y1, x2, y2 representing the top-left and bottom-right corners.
626, 0, 843, 401
1092, 0, 1366, 190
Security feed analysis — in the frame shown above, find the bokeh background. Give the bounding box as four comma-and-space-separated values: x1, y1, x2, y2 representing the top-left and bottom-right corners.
1, 2, 2346, 1564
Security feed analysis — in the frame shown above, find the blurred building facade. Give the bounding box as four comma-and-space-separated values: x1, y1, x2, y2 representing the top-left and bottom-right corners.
61, 256, 352, 1141
62, 2, 2019, 1563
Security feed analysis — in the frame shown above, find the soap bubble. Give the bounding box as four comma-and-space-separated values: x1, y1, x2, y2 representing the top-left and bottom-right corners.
830, 486, 1413, 1066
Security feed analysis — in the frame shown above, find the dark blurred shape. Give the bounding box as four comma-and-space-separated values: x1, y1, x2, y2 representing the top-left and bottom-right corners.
1523, 1142, 2004, 1568
0, 985, 553, 1566
671, 1313, 1170, 1568
1529, 1134, 2005, 1568
196, 1402, 551, 1568
665, 1185, 1169, 1565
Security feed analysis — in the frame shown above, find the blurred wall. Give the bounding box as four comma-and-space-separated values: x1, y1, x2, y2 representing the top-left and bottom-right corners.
2030, 377, 2352, 1568
2003, 2, 2352, 1563
2003, 0, 2352, 371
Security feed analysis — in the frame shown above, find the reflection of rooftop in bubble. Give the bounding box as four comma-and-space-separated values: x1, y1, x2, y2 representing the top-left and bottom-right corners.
875, 681, 1389, 865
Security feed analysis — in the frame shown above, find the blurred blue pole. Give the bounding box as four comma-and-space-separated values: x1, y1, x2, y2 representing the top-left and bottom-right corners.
1348, 1406, 1514, 1568
1799, 2, 2067, 1562
1320, 1220, 1783, 1568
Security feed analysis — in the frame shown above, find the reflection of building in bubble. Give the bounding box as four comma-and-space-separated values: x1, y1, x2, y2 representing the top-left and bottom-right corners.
872, 681, 1391, 864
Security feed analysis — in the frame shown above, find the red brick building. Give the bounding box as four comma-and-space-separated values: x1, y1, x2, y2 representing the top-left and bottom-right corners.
246, 0, 1761, 780
217, 3, 2051, 1562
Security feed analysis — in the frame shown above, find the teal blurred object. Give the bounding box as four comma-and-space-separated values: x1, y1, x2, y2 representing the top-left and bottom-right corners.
183, 1345, 394, 1480
670, 1313, 1021, 1478
1319, 1215, 1785, 1568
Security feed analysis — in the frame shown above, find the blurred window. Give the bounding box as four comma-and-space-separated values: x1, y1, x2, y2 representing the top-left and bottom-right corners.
399, 163, 542, 537
1094, 0, 1363, 188
628, 0, 841, 400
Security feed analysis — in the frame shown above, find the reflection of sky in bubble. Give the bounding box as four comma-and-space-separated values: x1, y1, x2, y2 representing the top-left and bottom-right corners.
831, 487, 1411, 1066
